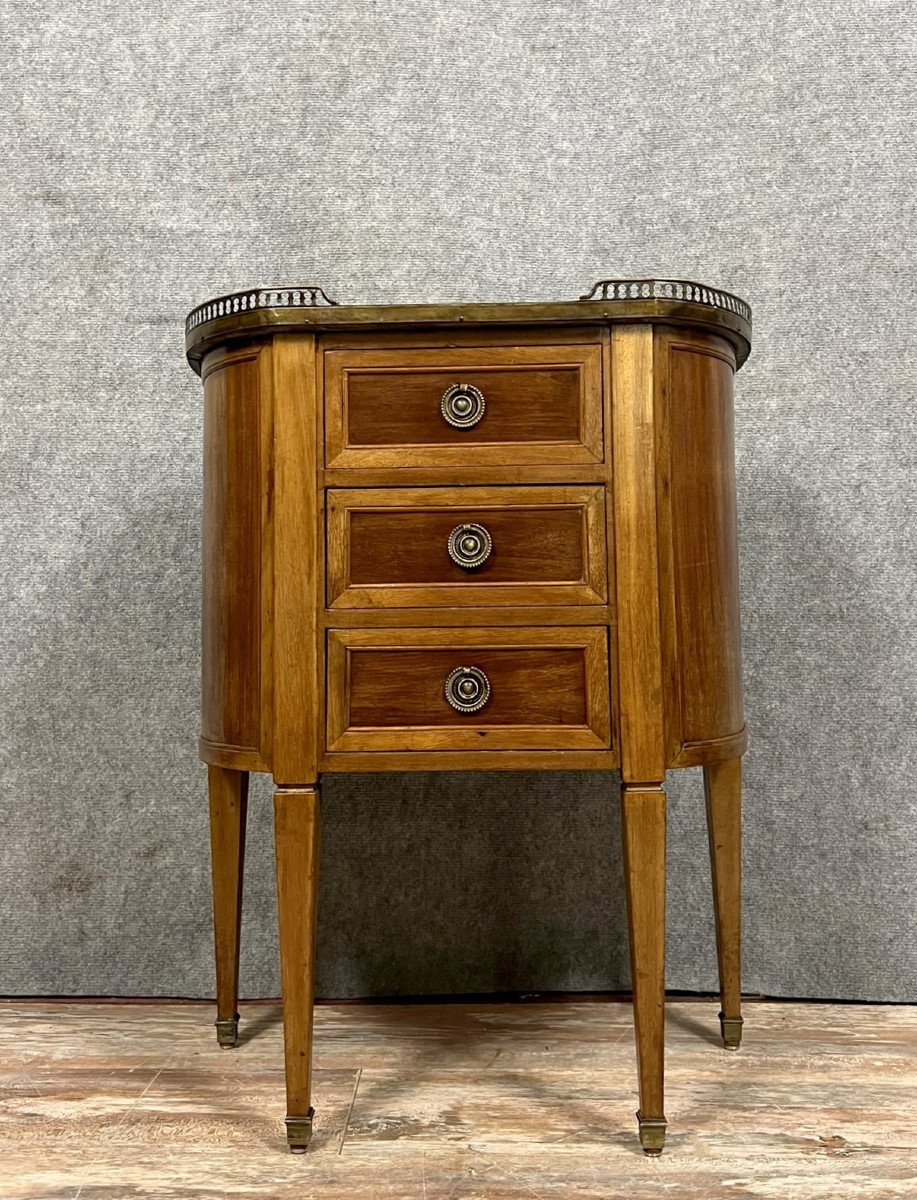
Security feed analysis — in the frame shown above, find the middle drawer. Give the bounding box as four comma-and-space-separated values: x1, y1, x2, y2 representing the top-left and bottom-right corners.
326, 485, 608, 608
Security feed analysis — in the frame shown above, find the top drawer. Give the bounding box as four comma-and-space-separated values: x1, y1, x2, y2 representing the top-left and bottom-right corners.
324, 342, 603, 469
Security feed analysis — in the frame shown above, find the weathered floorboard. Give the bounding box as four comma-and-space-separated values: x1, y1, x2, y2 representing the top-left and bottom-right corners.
0, 999, 914, 1200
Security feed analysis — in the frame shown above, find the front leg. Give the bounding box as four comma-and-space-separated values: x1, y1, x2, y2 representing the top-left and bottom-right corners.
273, 784, 321, 1152
621, 781, 667, 1155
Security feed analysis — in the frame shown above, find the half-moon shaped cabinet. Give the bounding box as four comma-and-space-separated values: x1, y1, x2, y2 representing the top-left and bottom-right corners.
185, 278, 752, 1155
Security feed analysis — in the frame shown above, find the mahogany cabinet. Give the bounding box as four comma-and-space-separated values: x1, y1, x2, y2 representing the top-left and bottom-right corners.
185, 278, 752, 1155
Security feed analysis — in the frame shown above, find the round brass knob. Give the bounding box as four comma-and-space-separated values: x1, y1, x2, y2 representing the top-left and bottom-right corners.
444, 666, 491, 714
447, 523, 492, 570
441, 383, 485, 429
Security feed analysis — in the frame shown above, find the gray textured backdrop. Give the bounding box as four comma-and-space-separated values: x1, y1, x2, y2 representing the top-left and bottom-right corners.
2, 1, 915, 1003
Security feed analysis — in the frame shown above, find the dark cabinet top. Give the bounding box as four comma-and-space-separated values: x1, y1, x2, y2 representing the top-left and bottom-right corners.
184, 277, 752, 374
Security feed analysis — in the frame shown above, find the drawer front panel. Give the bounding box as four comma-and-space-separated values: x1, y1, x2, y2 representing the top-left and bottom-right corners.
327, 486, 608, 607
324, 344, 603, 468
327, 627, 611, 752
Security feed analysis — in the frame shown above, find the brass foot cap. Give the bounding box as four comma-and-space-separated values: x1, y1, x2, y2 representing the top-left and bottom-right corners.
719, 1012, 744, 1050
285, 1109, 314, 1153
215, 1015, 240, 1049
637, 1112, 667, 1154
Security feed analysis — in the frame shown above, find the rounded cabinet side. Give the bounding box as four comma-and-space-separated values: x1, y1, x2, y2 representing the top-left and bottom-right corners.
654, 326, 747, 768
199, 342, 271, 772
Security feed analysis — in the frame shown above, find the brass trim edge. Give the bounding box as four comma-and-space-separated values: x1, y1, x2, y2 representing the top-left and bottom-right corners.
580, 277, 750, 322
188, 285, 337, 331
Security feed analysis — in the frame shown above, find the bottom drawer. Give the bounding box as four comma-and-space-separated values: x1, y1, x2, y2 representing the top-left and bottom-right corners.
327, 627, 611, 752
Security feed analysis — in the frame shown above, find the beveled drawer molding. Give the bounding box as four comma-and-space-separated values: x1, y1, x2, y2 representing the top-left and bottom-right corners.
326, 626, 612, 753
324, 342, 603, 469
326, 485, 608, 608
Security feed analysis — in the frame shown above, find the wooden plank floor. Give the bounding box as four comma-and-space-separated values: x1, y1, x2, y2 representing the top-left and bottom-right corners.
0, 998, 915, 1199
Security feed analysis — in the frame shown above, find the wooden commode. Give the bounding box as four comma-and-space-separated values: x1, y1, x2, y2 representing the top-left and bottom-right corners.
184, 278, 752, 1155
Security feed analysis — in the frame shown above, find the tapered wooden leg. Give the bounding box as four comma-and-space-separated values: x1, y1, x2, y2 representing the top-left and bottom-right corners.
207, 766, 248, 1048
704, 757, 743, 1050
274, 784, 321, 1153
621, 782, 667, 1155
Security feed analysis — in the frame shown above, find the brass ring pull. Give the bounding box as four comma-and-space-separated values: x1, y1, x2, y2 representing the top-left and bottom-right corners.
441, 383, 485, 429
447, 523, 492, 570
444, 666, 491, 714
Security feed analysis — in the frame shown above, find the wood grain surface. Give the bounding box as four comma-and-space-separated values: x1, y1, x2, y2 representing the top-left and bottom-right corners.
665, 337, 744, 748
1, 999, 914, 1199
207, 766, 248, 1039
621, 784, 667, 1134
609, 325, 665, 784
705, 758, 743, 1036
326, 485, 608, 609
326, 626, 611, 753
200, 346, 264, 755
273, 786, 322, 1148
271, 335, 323, 785
323, 339, 604, 469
